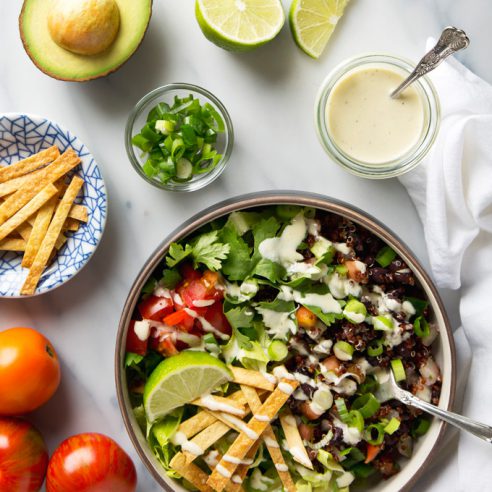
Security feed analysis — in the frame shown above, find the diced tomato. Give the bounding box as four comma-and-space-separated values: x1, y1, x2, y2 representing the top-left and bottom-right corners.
138, 295, 174, 321
156, 337, 179, 357
180, 263, 201, 281
126, 320, 148, 356
163, 309, 195, 331
200, 302, 232, 337
179, 280, 209, 313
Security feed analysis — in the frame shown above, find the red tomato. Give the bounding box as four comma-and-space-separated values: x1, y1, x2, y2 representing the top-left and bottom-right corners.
125, 321, 148, 356
0, 417, 48, 492
200, 302, 232, 337
46, 433, 136, 492
137, 295, 174, 321
0, 327, 61, 415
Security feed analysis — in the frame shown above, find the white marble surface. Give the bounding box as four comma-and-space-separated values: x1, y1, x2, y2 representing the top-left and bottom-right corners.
0, 1, 490, 491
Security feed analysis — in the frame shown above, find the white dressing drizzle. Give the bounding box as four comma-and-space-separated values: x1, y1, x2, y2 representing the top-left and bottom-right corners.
199, 395, 243, 416
219, 413, 259, 440
170, 432, 204, 456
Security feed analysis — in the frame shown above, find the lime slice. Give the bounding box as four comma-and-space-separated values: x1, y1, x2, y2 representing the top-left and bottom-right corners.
289, 0, 350, 59
195, 0, 285, 52
143, 351, 232, 422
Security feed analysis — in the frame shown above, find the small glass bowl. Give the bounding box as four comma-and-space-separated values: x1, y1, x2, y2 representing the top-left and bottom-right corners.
315, 54, 440, 179
125, 83, 234, 192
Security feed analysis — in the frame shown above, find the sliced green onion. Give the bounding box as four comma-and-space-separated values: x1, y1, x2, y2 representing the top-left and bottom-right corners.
352, 393, 380, 419
347, 410, 364, 432
335, 264, 348, 275
414, 316, 430, 338
343, 299, 367, 324
367, 339, 384, 357
384, 417, 401, 435
411, 417, 431, 437
175, 158, 193, 181
404, 296, 429, 317
357, 375, 379, 395
333, 341, 354, 361
364, 424, 385, 445
132, 94, 226, 185
351, 463, 376, 479
375, 246, 397, 267
391, 358, 406, 382
373, 315, 394, 331
267, 340, 288, 361
335, 398, 350, 424
155, 119, 175, 135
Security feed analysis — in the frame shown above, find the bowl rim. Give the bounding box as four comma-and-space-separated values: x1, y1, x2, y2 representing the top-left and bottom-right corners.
0, 111, 108, 298
115, 190, 456, 491
125, 82, 234, 192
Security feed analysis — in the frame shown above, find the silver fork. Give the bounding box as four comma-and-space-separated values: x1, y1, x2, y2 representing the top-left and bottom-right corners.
375, 370, 492, 443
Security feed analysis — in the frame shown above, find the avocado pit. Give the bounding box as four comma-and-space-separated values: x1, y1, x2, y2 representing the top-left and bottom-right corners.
48, 0, 120, 56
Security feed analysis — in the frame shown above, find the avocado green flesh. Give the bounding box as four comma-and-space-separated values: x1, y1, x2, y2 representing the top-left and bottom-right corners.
20, 0, 152, 81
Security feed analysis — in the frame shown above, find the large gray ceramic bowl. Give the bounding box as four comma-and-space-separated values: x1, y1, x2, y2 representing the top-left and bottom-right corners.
115, 191, 456, 492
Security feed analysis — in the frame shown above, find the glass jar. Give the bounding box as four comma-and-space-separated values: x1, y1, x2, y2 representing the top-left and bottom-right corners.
315, 54, 440, 179
125, 83, 234, 192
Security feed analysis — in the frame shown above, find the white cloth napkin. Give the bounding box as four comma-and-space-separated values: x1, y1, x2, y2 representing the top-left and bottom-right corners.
399, 41, 492, 491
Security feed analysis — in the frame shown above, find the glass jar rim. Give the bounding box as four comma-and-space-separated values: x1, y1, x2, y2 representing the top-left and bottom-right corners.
315, 53, 441, 179
125, 83, 234, 192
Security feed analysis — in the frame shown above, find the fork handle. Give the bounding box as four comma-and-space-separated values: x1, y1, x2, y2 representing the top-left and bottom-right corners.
399, 390, 492, 443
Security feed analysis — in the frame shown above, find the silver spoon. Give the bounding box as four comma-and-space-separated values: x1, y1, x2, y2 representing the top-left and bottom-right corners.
376, 370, 492, 443
391, 26, 470, 99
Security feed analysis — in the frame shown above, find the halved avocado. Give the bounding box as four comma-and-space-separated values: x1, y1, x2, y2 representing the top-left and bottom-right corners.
19, 0, 153, 82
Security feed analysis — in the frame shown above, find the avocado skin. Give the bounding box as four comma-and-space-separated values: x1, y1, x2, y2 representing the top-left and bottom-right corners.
18, 0, 153, 82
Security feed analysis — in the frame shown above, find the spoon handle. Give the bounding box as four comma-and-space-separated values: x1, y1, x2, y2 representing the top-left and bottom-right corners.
396, 387, 492, 444
391, 26, 470, 98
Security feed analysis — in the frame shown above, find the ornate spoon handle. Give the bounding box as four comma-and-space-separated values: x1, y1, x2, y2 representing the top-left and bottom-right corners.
391, 26, 470, 98
393, 381, 492, 444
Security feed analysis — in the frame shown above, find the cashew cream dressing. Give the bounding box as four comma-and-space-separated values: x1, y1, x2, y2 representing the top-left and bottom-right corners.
326, 66, 425, 164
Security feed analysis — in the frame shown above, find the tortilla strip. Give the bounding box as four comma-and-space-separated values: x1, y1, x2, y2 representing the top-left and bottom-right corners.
0, 149, 80, 224
21, 176, 84, 295
182, 420, 231, 464
178, 412, 218, 439
22, 196, 58, 268
229, 366, 275, 392
0, 146, 59, 183
241, 385, 296, 492
0, 169, 46, 198
69, 204, 88, 222
227, 440, 262, 492
0, 184, 58, 242
280, 409, 313, 469
55, 233, 67, 250
178, 390, 253, 439
0, 238, 26, 251
64, 218, 80, 232
169, 453, 214, 492
191, 394, 246, 418
207, 378, 299, 491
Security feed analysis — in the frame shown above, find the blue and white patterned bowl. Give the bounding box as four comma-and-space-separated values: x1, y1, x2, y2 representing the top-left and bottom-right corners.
0, 113, 107, 297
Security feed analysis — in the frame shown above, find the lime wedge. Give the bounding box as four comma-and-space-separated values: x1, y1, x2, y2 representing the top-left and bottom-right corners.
195, 0, 285, 52
143, 351, 232, 422
289, 0, 350, 59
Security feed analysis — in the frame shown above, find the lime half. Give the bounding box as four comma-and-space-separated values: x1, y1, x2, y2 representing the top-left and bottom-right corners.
289, 0, 350, 59
195, 0, 285, 52
143, 351, 232, 422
